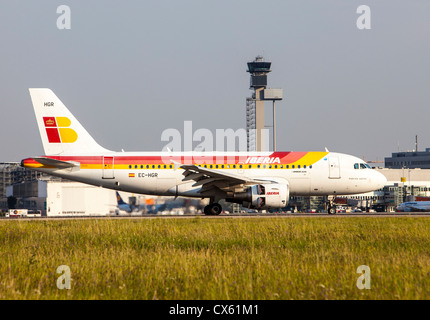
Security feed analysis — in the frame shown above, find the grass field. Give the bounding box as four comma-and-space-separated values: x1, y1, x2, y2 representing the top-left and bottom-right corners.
0, 216, 429, 300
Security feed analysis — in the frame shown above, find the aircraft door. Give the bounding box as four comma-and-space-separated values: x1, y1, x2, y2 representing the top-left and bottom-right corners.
102, 156, 115, 179
328, 157, 341, 179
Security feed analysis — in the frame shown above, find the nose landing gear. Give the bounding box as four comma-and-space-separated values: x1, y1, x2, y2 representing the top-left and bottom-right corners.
328, 206, 336, 215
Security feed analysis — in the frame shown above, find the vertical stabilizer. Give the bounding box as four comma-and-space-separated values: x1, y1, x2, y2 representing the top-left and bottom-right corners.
29, 88, 111, 155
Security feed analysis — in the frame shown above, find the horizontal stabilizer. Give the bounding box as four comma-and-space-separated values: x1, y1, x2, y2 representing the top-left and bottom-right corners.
23, 157, 80, 169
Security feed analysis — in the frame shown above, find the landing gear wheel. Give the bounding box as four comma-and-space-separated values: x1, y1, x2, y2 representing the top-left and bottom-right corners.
211, 203, 222, 215
203, 206, 211, 215
203, 203, 222, 215
328, 206, 336, 215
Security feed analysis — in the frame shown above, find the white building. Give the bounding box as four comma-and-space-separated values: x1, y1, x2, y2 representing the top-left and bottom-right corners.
5, 180, 118, 216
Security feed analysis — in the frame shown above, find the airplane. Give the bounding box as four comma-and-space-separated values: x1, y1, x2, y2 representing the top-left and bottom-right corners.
116, 191, 132, 213
21, 88, 387, 215
396, 201, 430, 212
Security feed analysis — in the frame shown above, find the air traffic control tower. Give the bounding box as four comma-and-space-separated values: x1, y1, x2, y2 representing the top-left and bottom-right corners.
246, 56, 283, 152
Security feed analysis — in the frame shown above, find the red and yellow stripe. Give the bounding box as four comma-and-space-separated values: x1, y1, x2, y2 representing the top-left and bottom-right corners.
22, 152, 329, 170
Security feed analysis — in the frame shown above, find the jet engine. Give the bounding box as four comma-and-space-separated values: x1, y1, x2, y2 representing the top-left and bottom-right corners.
226, 183, 289, 209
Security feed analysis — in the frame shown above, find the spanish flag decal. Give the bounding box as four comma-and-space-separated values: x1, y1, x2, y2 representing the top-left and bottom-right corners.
129, 173, 135, 178
43, 117, 78, 143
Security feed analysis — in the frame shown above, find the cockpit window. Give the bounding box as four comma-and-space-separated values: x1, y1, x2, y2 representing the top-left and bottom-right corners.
354, 163, 371, 169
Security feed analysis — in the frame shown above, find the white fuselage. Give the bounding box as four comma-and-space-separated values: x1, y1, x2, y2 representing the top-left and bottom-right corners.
24, 151, 387, 199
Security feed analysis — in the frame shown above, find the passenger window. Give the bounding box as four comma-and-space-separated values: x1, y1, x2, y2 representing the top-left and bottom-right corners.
292, 165, 295, 169
129, 165, 132, 169
286, 165, 289, 169
146, 165, 149, 169
152, 165, 155, 169
239, 165, 243, 169
257, 165, 261, 169
304, 165, 306, 169
298, 165, 301, 169
248, 165, 251, 169
274, 165, 278, 169
215, 165, 219, 169
233, 165, 236, 169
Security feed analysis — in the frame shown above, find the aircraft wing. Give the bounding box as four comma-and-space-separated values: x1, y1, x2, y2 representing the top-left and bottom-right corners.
178, 163, 277, 195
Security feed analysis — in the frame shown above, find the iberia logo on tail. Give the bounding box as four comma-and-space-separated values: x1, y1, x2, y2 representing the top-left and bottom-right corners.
43, 117, 78, 143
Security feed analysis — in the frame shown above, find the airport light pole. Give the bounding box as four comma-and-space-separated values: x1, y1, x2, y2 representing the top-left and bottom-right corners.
262, 89, 283, 152
273, 100, 276, 152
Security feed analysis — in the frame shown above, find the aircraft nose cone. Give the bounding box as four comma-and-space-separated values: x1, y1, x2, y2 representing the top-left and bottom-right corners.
375, 171, 387, 189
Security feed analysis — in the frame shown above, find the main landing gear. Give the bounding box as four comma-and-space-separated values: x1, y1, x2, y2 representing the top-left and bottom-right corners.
203, 203, 222, 215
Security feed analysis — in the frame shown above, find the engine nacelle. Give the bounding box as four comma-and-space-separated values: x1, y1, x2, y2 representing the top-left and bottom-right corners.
227, 183, 289, 209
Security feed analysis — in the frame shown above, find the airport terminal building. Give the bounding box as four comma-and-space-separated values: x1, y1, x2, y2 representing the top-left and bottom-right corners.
385, 149, 430, 169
